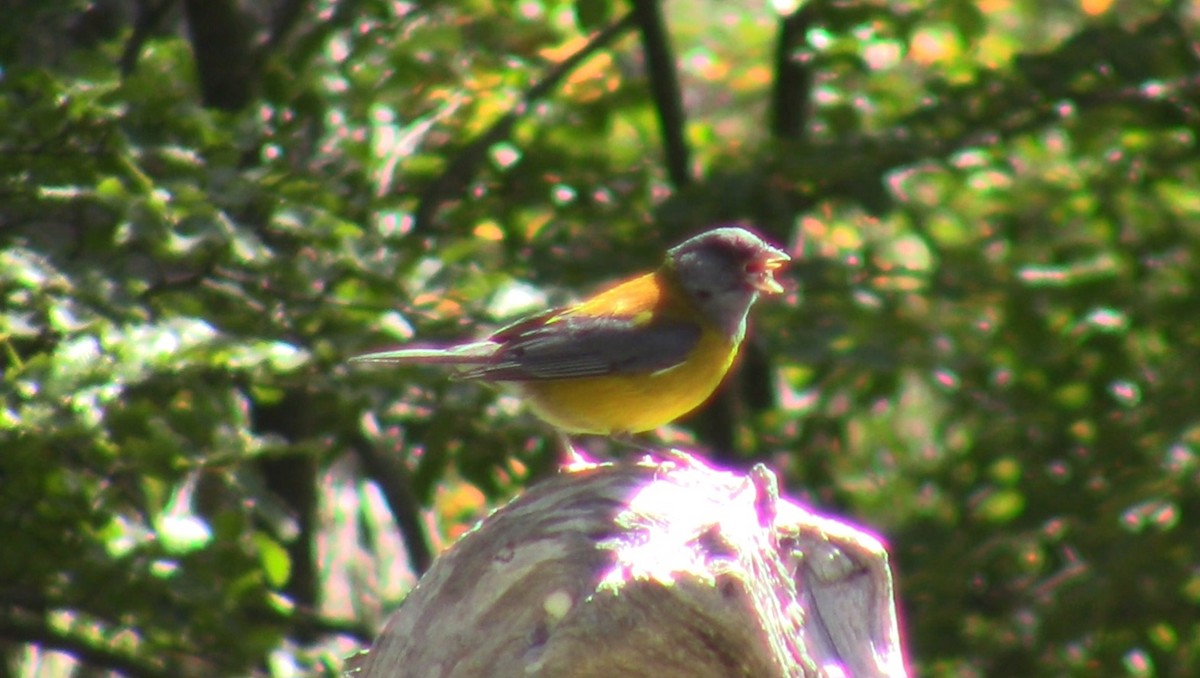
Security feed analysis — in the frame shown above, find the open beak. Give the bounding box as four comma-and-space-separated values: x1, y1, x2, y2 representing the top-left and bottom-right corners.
749, 247, 790, 294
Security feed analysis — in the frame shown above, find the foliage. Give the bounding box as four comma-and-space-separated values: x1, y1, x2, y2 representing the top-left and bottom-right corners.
2, 0, 1199, 676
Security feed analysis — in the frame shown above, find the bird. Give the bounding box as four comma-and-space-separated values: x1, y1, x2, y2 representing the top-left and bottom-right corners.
352, 226, 789, 436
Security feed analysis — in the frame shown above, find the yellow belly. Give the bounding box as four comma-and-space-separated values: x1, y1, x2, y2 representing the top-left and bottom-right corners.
516, 331, 738, 434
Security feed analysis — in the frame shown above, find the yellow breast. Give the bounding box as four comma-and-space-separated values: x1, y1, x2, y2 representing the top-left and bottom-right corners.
518, 330, 738, 434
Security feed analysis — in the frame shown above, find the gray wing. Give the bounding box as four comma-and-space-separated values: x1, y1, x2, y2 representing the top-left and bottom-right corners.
457, 314, 702, 381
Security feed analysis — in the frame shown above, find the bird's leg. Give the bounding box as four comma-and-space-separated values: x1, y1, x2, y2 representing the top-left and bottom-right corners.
557, 432, 598, 468
556, 432, 678, 466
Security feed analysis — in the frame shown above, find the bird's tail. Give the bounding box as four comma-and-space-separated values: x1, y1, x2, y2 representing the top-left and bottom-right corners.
349, 341, 499, 366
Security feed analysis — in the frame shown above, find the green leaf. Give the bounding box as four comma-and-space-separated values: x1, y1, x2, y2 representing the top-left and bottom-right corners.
253, 532, 292, 589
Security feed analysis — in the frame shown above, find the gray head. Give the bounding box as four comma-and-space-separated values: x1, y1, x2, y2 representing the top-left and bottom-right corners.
667, 226, 790, 340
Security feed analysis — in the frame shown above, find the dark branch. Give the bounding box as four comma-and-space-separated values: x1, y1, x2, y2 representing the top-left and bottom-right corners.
119, 0, 175, 77
182, 0, 259, 111
242, 604, 376, 645
412, 11, 638, 233
769, 8, 812, 141
632, 0, 691, 187
287, 608, 374, 644
352, 435, 434, 574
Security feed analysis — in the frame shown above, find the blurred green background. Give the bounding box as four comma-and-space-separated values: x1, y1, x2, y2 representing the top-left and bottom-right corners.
3, 0, 1199, 675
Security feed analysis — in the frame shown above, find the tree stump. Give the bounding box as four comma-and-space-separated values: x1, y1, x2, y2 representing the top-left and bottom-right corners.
351, 452, 907, 677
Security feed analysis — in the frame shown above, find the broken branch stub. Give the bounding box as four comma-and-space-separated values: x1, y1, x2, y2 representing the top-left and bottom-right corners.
353, 452, 907, 678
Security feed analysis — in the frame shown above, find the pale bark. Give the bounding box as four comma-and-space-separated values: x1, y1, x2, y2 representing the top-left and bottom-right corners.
352, 452, 908, 678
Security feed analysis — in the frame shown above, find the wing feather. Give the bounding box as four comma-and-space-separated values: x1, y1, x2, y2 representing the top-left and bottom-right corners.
458, 314, 701, 381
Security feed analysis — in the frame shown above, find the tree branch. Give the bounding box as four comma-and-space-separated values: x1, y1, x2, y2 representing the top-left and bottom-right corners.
287, 607, 374, 644
632, 0, 691, 188
352, 435, 434, 575
182, 0, 259, 111
769, 8, 813, 141
119, 0, 175, 77
355, 456, 907, 677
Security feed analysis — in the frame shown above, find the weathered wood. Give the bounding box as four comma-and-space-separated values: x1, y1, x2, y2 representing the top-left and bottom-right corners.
352, 452, 907, 677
